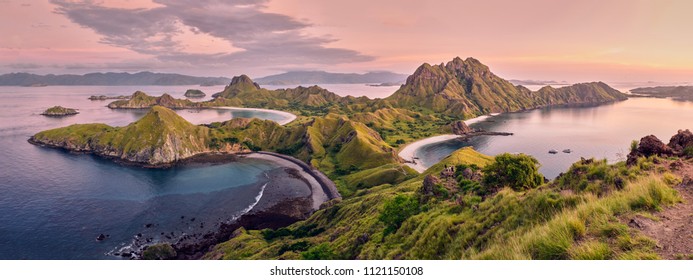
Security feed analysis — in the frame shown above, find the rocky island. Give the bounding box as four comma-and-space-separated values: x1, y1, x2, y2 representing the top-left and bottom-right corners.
184, 89, 206, 98
40, 106, 78, 116
88, 95, 130, 100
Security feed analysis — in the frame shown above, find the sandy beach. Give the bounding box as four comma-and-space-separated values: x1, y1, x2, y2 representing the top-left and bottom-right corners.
245, 152, 339, 209
398, 134, 462, 173
216, 106, 297, 125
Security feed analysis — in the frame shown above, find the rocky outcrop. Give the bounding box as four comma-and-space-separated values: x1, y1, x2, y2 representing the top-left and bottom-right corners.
451, 120, 472, 135
40, 106, 78, 116
627, 135, 674, 165
667, 129, 693, 154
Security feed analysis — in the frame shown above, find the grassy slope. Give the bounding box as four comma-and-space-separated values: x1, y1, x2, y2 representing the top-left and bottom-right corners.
32, 106, 211, 164
205, 148, 681, 260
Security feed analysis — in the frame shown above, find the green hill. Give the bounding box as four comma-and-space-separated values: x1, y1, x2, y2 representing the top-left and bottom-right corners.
30, 106, 213, 166
108, 91, 202, 109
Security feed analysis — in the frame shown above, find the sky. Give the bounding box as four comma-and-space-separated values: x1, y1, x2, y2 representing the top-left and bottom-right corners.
1, 0, 693, 82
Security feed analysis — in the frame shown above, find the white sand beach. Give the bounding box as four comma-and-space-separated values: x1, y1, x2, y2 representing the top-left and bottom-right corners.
216, 106, 297, 125
398, 134, 462, 173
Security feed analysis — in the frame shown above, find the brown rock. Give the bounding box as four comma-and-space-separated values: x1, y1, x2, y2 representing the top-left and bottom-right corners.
627, 135, 672, 165
668, 129, 693, 154
421, 175, 441, 195
451, 120, 472, 135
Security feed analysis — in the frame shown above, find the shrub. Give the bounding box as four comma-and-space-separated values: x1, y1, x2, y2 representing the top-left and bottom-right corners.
379, 194, 420, 235
630, 140, 639, 153
482, 153, 544, 191
301, 243, 337, 260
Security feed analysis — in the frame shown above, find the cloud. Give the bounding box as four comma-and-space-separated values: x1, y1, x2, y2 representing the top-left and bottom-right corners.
50, 0, 373, 73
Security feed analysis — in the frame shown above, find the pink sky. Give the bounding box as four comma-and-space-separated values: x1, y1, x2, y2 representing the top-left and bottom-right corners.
1, 0, 693, 82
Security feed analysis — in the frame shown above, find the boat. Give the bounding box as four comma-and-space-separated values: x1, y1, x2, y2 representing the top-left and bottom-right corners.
548, 149, 558, 154
562, 149, 572, 153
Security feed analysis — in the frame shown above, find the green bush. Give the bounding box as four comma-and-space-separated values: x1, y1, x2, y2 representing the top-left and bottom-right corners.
379, 194, 420, 235
630, 140, 639, 153
482, 153, 544, 191
301, 243, 337, 260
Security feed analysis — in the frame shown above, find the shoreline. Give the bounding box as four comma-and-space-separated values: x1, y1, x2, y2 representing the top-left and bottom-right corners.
398, 134, 462, 173
244, 152, 340, 208
215, 106, 297, 125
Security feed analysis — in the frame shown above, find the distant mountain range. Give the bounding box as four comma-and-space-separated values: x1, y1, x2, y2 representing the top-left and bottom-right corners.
254, 71, 407, 85
0, 72, 231, 86
508, 79, 570, 86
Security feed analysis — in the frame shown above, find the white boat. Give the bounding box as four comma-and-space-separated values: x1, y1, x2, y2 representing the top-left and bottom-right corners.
548, 149, 558, 154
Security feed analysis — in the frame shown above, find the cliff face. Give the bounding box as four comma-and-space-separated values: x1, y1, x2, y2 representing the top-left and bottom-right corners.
30, 106, 216, 166
108, 91, 203, 109
386, 57, 627, 118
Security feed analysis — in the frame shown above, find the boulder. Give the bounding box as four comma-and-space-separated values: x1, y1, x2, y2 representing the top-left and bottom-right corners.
667, 129, 693, 154
627, 135, 673, 165
450, 120, 472, 135
420, 175, 441, 195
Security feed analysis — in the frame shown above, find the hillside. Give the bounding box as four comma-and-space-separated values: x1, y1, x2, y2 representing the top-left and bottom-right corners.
206, 75, 351, 113
204, 132, 689, 259
0, 71, 229, 86
386, 57, 627, 118
29, 106, 214, 166
255, 71, 407, 85
107, 91, 203, 109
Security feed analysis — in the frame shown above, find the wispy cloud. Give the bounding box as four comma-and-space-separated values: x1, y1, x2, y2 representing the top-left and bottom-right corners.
50, 0, 373, 73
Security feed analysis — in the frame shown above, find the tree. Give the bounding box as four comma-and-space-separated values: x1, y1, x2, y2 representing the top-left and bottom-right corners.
482, 153, 544, 192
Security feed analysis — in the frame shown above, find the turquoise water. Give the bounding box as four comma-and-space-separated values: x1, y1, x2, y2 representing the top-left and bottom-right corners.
0, 86, 291, 259
414, 97, 693, 179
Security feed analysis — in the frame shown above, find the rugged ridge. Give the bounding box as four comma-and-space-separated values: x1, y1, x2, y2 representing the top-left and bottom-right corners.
108, 91, 203, 109
386, 57, 627, 118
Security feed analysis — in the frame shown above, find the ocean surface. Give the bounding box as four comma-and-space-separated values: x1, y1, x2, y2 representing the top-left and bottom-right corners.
413, 97, 693, 179
0, 85, 293, 259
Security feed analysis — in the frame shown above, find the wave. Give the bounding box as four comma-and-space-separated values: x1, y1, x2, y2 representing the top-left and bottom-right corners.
227, 181, 267, 222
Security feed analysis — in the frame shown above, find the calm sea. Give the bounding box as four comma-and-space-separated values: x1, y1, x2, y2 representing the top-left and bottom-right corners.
0, 85, 292, 259
414, 97, 693, 179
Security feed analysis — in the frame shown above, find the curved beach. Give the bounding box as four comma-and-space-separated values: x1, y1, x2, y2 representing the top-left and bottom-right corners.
245, 151, 340, 208
216, 106, 297, 125
399, 134, 462, 173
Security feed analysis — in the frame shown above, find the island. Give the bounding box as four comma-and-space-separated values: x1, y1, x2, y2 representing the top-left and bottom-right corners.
184, 89, 206, 98
631, 86, 693, 101
32, 57, 693, 261
88, 95, 130, 100
40, 106, 78, 116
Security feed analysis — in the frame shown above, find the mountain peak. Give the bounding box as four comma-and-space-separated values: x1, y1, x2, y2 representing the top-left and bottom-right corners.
229, 75, 260, 90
